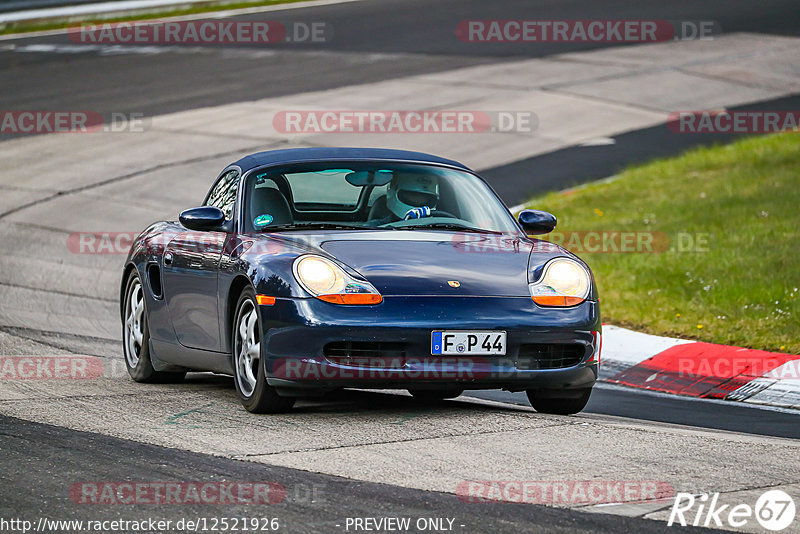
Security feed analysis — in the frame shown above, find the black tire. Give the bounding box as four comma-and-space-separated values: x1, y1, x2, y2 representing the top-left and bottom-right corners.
122, 270, 186, 383
408, 388, 464, 400
526, 388, 592, 415
232, 287, 295, 414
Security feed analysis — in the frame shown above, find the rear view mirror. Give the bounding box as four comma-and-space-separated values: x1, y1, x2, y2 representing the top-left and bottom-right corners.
179, 206, 226, 231
518, 209, 557, 234
345, 170, 394, 187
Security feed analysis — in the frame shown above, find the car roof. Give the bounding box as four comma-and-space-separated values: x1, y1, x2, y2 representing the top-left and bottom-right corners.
233, 147, 471, 173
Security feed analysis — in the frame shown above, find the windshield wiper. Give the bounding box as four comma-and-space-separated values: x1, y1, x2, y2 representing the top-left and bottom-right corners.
261, 223, 381, 232
399, 223, 501, 234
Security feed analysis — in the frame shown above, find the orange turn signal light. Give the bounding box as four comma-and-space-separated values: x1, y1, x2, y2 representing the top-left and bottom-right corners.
532, 295, 585, 307
256, 295, 276, 306
317, 294, 383, 305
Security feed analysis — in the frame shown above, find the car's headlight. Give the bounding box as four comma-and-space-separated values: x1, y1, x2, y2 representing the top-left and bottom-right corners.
529, 258, 591, 306
293, 255, 382, 305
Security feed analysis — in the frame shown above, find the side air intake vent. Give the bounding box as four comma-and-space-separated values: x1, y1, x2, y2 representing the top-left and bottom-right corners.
147, 264, 163, 299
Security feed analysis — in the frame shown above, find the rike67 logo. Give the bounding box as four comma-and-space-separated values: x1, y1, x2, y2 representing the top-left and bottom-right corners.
668, 490, 796, 531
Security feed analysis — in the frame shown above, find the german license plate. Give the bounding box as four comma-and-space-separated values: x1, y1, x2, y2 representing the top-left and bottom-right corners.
431, 331, 507, 356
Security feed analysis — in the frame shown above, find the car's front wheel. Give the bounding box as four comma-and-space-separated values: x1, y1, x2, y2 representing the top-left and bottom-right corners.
408, 388, 464, 400
526, 387, 592, 415
122, 270, 185, 383
232, 288, 295, 414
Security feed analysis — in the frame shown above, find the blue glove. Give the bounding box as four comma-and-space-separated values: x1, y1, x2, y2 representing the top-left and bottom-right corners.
404, 206, 432, 220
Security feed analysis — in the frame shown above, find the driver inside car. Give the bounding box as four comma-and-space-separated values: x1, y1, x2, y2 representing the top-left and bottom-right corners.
368, 172, 440, 225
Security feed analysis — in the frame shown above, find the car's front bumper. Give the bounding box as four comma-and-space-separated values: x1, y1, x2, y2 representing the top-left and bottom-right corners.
259, 296, 601, 395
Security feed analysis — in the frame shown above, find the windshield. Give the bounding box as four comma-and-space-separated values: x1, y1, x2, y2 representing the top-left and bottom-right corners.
242, 162, 521, 234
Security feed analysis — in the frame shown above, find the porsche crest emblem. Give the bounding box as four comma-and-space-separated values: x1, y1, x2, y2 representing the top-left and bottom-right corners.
447, 280, 461, 288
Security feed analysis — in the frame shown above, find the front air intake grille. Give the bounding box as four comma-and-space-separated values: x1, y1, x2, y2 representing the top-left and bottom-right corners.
517, 344, 585, 370
324, 341, 407, 367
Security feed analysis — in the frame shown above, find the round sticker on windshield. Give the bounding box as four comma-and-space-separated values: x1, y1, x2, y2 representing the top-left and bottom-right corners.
254, 214, 274, 227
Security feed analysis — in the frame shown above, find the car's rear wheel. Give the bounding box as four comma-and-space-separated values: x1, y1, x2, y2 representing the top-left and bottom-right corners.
408, 388, 464, 400
232, 287, 295, 413
123, 270, 185, 383
526, 387, 592, 415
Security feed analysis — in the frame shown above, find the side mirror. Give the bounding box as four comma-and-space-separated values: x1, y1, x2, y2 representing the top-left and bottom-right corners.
179, 206, 226, 231
518, 209, 557, 235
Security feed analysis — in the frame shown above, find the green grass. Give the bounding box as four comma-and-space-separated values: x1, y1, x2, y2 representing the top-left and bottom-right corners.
0, 0, 312, 36
525, 133, 800, 353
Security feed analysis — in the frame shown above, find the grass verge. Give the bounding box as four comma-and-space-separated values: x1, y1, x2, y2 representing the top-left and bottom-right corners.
525, 133, 799, 353
0, 0, 314, 36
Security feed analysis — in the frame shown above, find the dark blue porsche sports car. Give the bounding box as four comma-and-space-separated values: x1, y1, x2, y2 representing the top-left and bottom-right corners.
121, 147, 601, 414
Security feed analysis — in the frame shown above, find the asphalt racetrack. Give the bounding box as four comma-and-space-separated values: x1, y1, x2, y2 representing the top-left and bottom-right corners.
0, 1, 799, 532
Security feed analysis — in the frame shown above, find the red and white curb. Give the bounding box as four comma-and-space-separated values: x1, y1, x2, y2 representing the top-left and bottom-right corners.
601, 325, 800, 410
